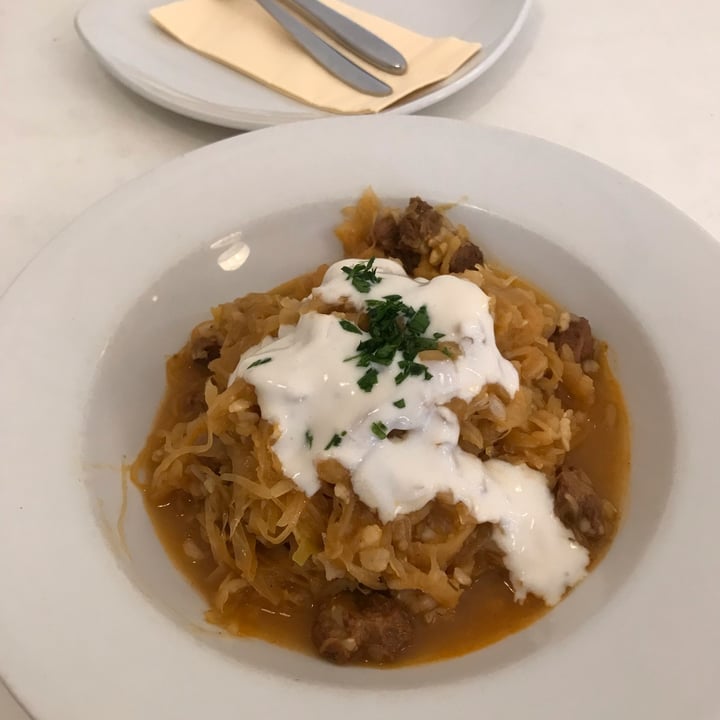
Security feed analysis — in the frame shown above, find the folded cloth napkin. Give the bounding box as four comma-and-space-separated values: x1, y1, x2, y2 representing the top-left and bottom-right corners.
150, 0, 481, 114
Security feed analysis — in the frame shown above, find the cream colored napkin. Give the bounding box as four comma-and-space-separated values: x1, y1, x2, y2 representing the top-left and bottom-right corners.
150, 0, 481, 114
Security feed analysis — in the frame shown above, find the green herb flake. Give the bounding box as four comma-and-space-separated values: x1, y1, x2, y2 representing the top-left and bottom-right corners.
348, 294, 440, 390
341, 257, 382, 294
324, 433, 344, 451
247, 357, 272, 369
339, 319, 363, 335
395, 359, 433, 385
393, 399, 406, 408
406, 305, 431, 335
357, 367, 379, 393
370, 421, 388, 440
305, 430, 313, 449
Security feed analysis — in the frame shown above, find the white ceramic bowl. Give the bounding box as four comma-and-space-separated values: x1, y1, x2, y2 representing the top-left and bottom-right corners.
0, 116, 718, 719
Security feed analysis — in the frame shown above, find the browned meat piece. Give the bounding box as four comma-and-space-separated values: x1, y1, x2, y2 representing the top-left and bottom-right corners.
550, 316, 594, 363
397, 197, 443, 250
189, 332, 222, 366
370, 213, 420, 274
369, 198, 445, 274
554, 466, 610, 541
369, 214, 400, 248
311, 591, 414, 664
448, 241, 484, 273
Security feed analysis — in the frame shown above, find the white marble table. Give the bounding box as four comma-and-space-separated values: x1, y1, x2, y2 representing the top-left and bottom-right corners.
1, 0, 719, 717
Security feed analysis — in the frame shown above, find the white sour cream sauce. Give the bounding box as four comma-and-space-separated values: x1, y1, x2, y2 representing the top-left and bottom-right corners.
229, 259, 589, 605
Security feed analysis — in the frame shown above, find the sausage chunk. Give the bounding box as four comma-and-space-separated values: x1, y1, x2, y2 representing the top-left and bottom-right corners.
311, 591, 414, 664
554, 465, 612, 542
550, 316, 594, 363
448, 241, 484, 273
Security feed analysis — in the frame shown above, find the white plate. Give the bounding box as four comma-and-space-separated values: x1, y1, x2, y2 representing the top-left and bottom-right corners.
1, 116, 719, 720
75, 0, 530, 129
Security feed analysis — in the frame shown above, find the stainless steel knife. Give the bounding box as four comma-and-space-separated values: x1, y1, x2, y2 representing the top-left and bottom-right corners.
255, 0, 393, 97
283, 0, 408, 75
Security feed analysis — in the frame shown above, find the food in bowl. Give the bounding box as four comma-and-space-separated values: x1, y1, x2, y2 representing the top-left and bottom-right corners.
132, 191, 629, 666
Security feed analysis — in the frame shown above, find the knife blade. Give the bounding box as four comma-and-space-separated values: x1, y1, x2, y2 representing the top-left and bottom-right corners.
283, 0, 408, 75
255, 0, 393, 97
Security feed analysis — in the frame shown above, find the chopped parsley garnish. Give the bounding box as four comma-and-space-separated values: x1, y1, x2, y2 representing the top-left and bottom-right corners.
305, 430, 313, 449
346, 294, 442, 390
324, 433, 344, 450
341, 257, 381, 293
395, 359, 433, 385
393, 398, 406, 408
406, 305, 431, 334
247, 357, 272, 368
357, 367, 379, 393
339, 319, 362, 334
371, 421, 388, 439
